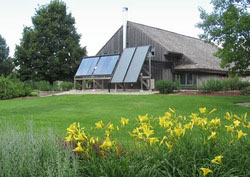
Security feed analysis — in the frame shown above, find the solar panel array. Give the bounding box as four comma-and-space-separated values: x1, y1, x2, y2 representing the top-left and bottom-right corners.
75, 55, 119, 77
75, 46, 150, 84
111, 46, 150, 83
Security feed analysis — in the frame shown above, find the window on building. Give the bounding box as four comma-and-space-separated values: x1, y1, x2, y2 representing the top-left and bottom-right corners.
179, 73, 194, 86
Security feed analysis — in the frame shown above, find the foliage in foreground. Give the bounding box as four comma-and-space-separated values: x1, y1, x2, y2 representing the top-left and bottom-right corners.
65, 108, 249, 176
0, 108, 249, 176
0, 121, 80, 177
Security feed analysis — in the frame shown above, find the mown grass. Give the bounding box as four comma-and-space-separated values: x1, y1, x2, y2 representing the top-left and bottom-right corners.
0, 94, 249, 135
0, 94, 249, 176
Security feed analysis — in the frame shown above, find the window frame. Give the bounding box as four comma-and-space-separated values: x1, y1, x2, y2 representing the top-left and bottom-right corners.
180, 73, 194, 86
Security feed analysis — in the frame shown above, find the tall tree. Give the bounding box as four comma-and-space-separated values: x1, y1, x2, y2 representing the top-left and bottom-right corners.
15, 0, 86, 82
197, 0, 250, 75
0, 34, 14, 76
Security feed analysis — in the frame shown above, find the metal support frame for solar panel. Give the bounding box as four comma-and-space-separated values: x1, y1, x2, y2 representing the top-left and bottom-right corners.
74, 54, 120, 90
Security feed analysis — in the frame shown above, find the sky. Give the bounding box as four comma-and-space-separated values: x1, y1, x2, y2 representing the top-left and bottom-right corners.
0, 0, 213, 57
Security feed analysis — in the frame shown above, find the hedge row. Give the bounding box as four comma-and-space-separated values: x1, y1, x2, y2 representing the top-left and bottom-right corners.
198, 77, 250, 93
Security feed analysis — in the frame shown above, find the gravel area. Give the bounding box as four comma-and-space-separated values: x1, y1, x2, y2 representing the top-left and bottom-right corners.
236, 102, 250, 107
54, 89, 159, 95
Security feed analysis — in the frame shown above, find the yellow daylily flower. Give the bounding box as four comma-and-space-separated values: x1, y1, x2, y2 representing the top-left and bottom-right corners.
148, 137, 159, 145
100, 137, 114, 149
233, 120, 240, 128
199, 107, 207, 114
200, 168, 212, 176
67, 122, 77, 135
107, 123, 115, 131
189, 113, 197, 119
143, 128, 154, 138
168, 108, 175, 113
243, 122, 250, 129
174, 127, 185, 137
211, 155, 223, 165
90, 137, 98, 144
120, 117, 129, 126
95, 120, 104, 129
74, 133, 85, 141
184, 122, 194, 130
159, 116, 166, 127
225, 125, 234, 132
165, 112, 171, 119
234, 114, 242, 121
208, 132, 217, 140
224, 112, 233, 120
138, 114, 149, 122
165, 141, 173, 151
73, 142, 84, 152
160, 136, 167, 146
65, 135, 73, 142
237, 130, 247, 140
208, 108, 216, 115
209, 118, 221, 127
105, 130, 111, 137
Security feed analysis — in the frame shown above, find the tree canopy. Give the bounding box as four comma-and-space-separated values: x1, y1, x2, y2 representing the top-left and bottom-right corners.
197, 0, 250, 75
15, 0, 87, 82
0, 34, 14, 76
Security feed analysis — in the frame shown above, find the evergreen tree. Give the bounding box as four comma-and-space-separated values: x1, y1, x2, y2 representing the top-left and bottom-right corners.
0, 34, 14, 76
197, 0, 250, 75
15, 0, 86, 82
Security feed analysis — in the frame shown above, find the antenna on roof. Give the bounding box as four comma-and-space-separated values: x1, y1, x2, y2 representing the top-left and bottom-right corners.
123, 7, 128, 50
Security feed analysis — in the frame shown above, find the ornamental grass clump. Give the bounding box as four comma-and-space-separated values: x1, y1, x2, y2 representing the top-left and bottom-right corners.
64, 108, 249, 176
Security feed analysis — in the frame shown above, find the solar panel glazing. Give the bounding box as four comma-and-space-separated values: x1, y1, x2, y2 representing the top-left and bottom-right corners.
75, 57, 99, 76
124, 46, 150, 83
111, 47, 136, 83
93, 55, 119, 75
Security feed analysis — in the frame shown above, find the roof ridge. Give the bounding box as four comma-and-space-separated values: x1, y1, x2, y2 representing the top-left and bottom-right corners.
128, 21, 206, 43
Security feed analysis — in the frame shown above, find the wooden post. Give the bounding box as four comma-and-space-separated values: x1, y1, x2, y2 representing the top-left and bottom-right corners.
93, 80, 96, 90
140, 73, 143, 91
102, 80, 104, 90
149, 53, 152, 91
115, 83, 117, 92
74, 79, 76, 90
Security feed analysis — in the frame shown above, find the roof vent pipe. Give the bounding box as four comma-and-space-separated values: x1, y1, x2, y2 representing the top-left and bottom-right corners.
123, 7, 128, 50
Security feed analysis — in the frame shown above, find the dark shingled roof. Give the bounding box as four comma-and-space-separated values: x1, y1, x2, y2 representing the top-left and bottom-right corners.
129, 21, 227, 73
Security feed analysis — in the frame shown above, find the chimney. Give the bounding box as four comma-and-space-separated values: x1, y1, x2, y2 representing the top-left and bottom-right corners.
123, 7, 128, 50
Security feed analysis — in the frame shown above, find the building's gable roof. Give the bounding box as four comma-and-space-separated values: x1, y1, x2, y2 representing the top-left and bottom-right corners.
128, 21, 226, 72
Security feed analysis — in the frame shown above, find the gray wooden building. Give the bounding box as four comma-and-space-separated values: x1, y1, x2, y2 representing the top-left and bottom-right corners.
97, 21, 227, 89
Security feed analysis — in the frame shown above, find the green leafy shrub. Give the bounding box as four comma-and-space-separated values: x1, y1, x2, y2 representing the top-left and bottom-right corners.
156, 80, 179, 94
60, 81, 73, 91
238, 81, 250, 90
198, 77, 249, 93
198, 79, 223, 93
221, 77, 240, 90
30, 91, 38, 96
240, 86, 250, 95
35, 80, 52, 91
52, 81, 60, 91
0, 75, 32, 99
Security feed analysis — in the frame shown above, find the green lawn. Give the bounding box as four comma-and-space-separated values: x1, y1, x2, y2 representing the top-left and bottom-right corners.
0, 94, 249, 137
